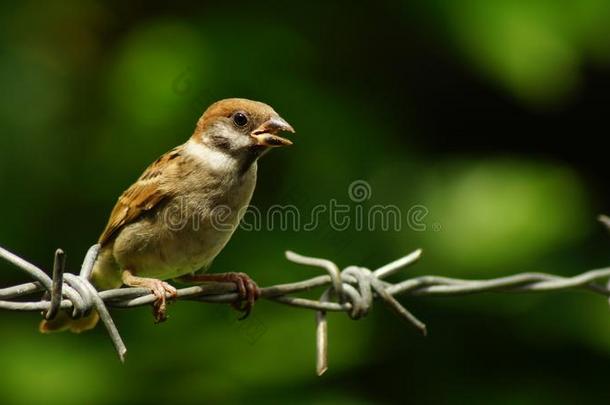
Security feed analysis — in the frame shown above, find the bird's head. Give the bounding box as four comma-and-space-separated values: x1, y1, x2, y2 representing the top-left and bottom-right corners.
192, 98, 295, 159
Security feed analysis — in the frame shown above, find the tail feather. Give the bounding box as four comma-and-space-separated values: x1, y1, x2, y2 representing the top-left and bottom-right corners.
39, 246, 119, 334
39, 311, 100, 334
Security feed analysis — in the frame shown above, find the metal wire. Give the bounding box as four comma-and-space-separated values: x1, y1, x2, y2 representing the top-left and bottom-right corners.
1, 243, 610, 375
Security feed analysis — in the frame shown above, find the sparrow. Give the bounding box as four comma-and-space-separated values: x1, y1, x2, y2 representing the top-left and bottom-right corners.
40, 98, 294, 333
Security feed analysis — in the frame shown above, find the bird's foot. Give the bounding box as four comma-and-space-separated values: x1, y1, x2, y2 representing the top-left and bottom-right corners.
178, 272, 260, 320
122, 271, 177, 323
150, 280, 178, 323
225, 272, 260, 320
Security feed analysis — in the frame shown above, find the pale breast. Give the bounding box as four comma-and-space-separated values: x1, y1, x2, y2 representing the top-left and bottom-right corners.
113, 160, 257, 280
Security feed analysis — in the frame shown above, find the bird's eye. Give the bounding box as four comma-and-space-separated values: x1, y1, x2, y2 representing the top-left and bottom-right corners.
233, 112, 249, 127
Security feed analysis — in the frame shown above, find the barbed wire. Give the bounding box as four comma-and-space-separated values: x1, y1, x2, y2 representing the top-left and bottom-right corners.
2, 238, 610, 375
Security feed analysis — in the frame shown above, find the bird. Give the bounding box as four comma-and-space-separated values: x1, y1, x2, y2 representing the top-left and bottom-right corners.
40, 98, 294, 333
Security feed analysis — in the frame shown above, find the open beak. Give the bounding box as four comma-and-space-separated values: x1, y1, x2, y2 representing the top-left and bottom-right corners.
250, 117, 295, 147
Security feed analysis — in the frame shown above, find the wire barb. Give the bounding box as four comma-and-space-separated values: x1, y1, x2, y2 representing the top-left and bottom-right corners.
44, 249, 65, 320
2, 243, 610, 374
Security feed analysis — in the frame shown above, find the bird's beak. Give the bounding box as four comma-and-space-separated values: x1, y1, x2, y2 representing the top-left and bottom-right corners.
250, 117, 295, 147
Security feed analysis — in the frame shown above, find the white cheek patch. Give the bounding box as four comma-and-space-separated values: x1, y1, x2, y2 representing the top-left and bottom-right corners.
207, 124, 252, 152
232, 131, 254, 149
210, 124, 252, 150
185, 139, 238, 172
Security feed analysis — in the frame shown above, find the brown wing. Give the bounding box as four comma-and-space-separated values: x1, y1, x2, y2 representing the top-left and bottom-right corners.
98, 147, 182, 246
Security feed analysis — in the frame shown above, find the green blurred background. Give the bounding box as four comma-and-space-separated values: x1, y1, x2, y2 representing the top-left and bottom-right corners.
2, 0, 610, 404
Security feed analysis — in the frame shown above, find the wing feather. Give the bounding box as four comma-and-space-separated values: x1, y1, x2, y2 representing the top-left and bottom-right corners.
98, 148, 182, 246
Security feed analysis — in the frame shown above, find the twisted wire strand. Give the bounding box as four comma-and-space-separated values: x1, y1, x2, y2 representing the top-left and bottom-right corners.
1, 243, 610, 375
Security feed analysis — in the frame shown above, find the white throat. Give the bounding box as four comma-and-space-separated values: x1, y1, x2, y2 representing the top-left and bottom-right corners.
184, 139, 238, 173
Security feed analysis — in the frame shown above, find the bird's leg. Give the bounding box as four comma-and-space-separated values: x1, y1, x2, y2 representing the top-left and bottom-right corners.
121, 270, 178, 323
179, 272, 260, 319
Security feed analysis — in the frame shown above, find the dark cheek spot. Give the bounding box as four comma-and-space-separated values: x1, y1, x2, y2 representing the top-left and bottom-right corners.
211, 135, 231, 150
